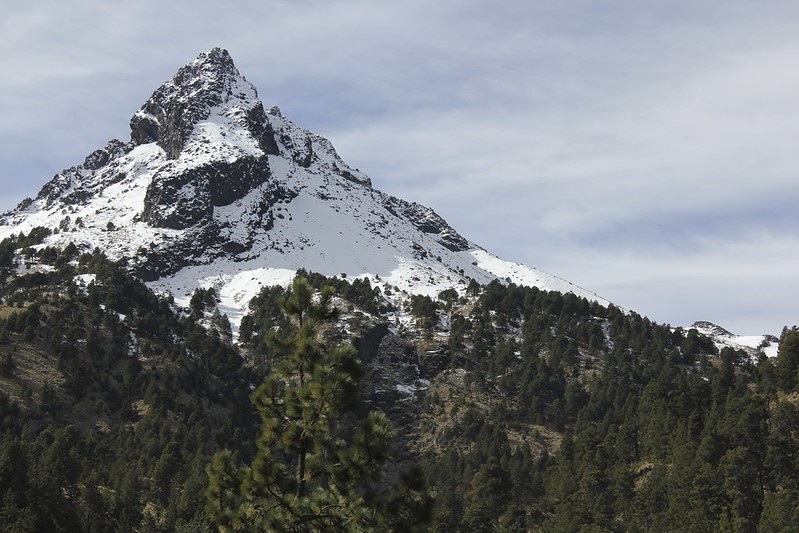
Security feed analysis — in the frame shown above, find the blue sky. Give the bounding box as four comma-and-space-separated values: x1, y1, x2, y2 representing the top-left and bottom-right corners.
1, 0, 797, 334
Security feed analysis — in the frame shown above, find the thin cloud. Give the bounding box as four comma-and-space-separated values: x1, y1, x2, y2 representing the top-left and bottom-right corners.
0, 0, 796, 333
539, 233, 799, 334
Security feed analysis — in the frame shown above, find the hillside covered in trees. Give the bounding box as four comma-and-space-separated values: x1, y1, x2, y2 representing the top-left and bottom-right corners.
0, 229, 798, 531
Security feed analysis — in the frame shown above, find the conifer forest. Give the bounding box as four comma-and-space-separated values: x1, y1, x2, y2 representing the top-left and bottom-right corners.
0, 229, 798, 531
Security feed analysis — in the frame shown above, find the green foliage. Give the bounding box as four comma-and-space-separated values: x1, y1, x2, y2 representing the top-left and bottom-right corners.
777, 327, 799, 391
11, 227, 53, 249
206, 278, 431, 531
0, 249, 256, 531
0, 352, 13, 376
190, 286, 219, 316
460, 460, 511, 531
1, 240, 796, 532
409, 294, 439, 332
296, 268, 393, 315
417, 281, 799, 531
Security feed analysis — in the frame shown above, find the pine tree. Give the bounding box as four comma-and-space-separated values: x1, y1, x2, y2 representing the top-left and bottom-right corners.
776, 327, 799, 391
205, 277, 430, 531
460, 460, 510, 532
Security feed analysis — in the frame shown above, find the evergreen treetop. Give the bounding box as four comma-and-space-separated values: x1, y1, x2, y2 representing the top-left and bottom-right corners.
206, 277, 431, 531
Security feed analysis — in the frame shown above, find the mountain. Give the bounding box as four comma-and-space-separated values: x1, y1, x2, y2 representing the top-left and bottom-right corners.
690, 320, 779, 359
0, 47, 608, 337
1, 47, 798, 531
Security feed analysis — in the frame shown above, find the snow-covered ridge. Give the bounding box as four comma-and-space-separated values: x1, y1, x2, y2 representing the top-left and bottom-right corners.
690, 321, 779, 358
469, 249, 612, 306
0, 48, 615, 339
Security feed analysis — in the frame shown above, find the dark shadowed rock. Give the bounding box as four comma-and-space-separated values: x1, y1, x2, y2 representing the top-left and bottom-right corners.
83, 140, 127, 170
246, 102, 280, 156
141, 167, 213, 229
33, 140, 132, 209
141, 156, 272, 229
382, 196, 470, 252
129, 47, 278, 159
354, 323, 390, 364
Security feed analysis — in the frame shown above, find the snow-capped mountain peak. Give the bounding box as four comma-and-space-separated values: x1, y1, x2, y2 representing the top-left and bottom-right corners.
130, 46, 266, 159
0, 48, 611, 337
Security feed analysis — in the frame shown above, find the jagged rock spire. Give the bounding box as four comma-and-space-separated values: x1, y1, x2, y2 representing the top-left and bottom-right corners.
130, 47, 273, 158
130, 48, 283, 230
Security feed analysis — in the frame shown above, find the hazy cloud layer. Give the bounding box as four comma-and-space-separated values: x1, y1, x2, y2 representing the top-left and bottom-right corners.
1, 0, 797, 334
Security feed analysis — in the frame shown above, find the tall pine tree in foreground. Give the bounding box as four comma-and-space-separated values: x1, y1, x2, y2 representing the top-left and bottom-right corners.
206, 277, 430, 532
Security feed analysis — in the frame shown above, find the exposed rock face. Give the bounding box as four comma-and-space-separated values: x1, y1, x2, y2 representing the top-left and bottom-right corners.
382, 196, 469, 252
83, 139, 128, 170
129, 48, 291, 232
142, 156, 272, 229
691, 321, 734, 337
141, 166, 213, 229
247, 102, 280, 156
129, 47, 278, 160
353, 323, 390, 364
33, 140, 131, 209
134, 225, 218, 281
361, 333, 424, 430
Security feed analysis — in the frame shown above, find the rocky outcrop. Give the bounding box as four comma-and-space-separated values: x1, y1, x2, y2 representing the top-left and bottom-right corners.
353, 323, 390, 363
382, 196, 470, 252
141, 166, 214, 229
691, 321, 734, 337
141, 156, 272, 229
134, 224, 219, 281
83, 139, 128, 170
130, 48, 286, 233
129, 47, 278, 159
246, 102, 280, 156
361, 333, 423, 429
32, 140, 131, 209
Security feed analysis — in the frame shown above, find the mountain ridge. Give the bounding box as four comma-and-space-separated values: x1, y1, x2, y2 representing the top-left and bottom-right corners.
0, 48, 611, 338
690, 320, 779, 358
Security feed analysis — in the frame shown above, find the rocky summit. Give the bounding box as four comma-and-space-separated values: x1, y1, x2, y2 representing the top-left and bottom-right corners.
129, 48, 280, 160
0, 47, 608, 335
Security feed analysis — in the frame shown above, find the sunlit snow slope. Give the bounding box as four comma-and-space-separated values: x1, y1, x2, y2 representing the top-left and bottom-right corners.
0, 48, 611, 337
689, 321, 779, 360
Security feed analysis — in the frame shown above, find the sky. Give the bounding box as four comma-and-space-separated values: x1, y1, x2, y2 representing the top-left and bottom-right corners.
1, 0, 797, 335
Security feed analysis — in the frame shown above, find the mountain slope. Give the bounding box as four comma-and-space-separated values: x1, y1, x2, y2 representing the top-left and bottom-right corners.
690, 320, 779, 359
0, 48, 609, 336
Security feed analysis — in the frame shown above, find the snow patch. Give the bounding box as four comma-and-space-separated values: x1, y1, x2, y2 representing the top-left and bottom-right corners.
690, 322, 779, 359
